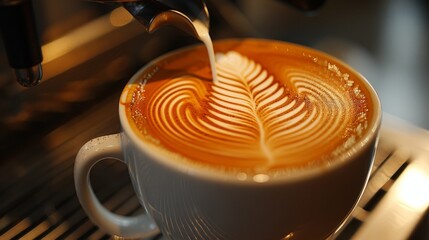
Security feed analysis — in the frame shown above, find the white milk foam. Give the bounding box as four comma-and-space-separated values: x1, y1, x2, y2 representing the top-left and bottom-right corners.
136, 49, 369, 172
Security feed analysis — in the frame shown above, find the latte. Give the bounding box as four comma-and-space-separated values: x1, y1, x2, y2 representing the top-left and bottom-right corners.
122, 39, 373, 174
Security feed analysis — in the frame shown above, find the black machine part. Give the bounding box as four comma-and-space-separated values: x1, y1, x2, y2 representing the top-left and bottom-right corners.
0, 0, 43, 87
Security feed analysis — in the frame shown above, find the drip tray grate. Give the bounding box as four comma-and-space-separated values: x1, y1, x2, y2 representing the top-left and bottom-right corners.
1, 97, 428, 240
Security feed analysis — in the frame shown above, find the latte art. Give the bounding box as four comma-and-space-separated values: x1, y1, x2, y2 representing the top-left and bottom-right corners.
125, 40, 371, 173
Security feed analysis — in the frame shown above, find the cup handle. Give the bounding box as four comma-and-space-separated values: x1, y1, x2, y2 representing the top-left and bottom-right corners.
74, 133, 160, 238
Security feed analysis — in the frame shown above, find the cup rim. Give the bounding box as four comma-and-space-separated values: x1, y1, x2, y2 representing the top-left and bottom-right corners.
119, 38, 382, 185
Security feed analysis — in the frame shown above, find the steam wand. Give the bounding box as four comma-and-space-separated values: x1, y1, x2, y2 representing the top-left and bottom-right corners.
92, 0, 210, 39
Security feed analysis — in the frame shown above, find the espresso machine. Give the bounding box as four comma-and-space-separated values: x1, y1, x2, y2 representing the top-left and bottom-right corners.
0, 0, 324, 88
0, 0, 209, 87
1, 0, 428, 239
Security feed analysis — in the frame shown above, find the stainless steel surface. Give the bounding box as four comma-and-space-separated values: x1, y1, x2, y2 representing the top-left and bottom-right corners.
124, 0, 209, 37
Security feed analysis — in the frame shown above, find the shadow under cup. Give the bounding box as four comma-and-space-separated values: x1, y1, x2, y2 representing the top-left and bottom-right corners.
85, 39, 382, 240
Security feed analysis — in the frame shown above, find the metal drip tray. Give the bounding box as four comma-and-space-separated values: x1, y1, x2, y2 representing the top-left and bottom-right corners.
335, 115, 429, 240
1, 87, 428, 240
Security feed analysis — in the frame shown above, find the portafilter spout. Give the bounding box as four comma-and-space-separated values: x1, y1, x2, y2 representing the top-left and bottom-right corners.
0, 0, 43, 87
92, 0, 210, 38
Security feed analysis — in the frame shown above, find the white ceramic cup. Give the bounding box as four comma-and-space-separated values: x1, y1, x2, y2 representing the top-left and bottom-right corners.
74, 40, 382, 240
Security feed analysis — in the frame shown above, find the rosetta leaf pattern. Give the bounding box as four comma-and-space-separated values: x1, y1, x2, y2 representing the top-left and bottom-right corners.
146, 51, 359, 170
209, 52, 299, 164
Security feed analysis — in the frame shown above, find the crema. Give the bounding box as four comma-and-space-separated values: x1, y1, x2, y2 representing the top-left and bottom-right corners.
123, 39, 373, 174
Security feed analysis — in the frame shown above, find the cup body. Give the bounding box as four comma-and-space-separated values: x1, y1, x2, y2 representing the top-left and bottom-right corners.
122, 130, 377, 239
74, 39, 381, 240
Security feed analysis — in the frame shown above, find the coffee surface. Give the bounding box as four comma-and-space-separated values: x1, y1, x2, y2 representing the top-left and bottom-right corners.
124, 39, 372, 174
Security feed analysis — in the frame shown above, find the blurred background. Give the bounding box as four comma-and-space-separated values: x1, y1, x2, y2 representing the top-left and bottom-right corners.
0, 0, 428, 239
236, 0, 429, 130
